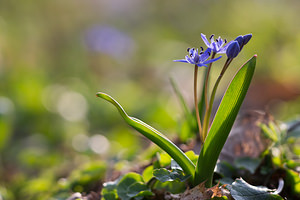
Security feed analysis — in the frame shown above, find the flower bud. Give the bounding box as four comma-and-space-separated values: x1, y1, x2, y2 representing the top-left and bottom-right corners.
243, 34, 252, 45
234, 36, 244, 48
234, 34, 252, 51
226, 41, 240, 59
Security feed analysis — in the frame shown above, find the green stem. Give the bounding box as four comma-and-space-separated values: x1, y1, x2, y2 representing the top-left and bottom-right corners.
204, 52, 216, 111
202, 58, 233, 141
201, 52, 216, 142
194, 65, 203, 143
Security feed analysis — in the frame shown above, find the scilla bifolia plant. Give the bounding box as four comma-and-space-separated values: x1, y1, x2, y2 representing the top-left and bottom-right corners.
97, 33, 256, 188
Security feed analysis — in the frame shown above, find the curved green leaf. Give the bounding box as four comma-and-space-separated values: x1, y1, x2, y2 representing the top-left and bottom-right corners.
96, 92, 195, 180
194, 55, 256, 187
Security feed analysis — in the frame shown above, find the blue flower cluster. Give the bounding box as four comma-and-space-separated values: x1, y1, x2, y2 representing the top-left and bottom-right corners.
173, 48, 221, 67
174, 33, 252, 66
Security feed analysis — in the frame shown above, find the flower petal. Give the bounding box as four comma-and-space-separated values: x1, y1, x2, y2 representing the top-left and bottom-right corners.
189, 48, 195, 56
173, 59, 188, 63
217, 37, 223, 47
212, 42, 218, 52
201, 33, 211, 48
200, 48, 212, 61
185, 55, 194, 64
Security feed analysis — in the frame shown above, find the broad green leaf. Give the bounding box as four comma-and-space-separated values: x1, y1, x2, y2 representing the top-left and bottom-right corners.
97, 92, 195, 179
230, 178, 283, 200
153, 168, 190, 183
235, 157, 261, 174
117, 172, 144, 200
194, 56, 256, 187
127, 182, 154, 198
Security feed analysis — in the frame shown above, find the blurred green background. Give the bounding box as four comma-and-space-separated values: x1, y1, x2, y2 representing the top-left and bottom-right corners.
1, 0, 300, 199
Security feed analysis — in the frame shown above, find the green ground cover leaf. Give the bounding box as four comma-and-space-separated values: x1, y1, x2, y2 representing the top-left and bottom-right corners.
117, 172, 151, 200
153, 168, 190, 183
127, 182, 154, 198
231, 178, 283, 200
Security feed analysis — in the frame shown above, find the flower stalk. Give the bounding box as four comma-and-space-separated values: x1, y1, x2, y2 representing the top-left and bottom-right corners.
202, 58, 233, 140
193, 64, 203, 141
204, 52, 216, 111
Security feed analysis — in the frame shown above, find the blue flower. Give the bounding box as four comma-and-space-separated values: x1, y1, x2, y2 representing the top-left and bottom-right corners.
234, 34, 252, 51
174, 48, 222, 67
201, 33, 231, 54
226, 33, 252, 59
226, 41, 240, 59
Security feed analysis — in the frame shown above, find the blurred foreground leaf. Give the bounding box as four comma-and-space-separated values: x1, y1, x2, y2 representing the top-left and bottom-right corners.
68, 161, 106, 192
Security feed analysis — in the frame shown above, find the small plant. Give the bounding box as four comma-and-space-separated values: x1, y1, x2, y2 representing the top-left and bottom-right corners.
97, 33, 284, 199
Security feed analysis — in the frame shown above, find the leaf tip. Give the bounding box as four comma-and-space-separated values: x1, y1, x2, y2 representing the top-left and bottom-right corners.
96, 92, 105, 98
